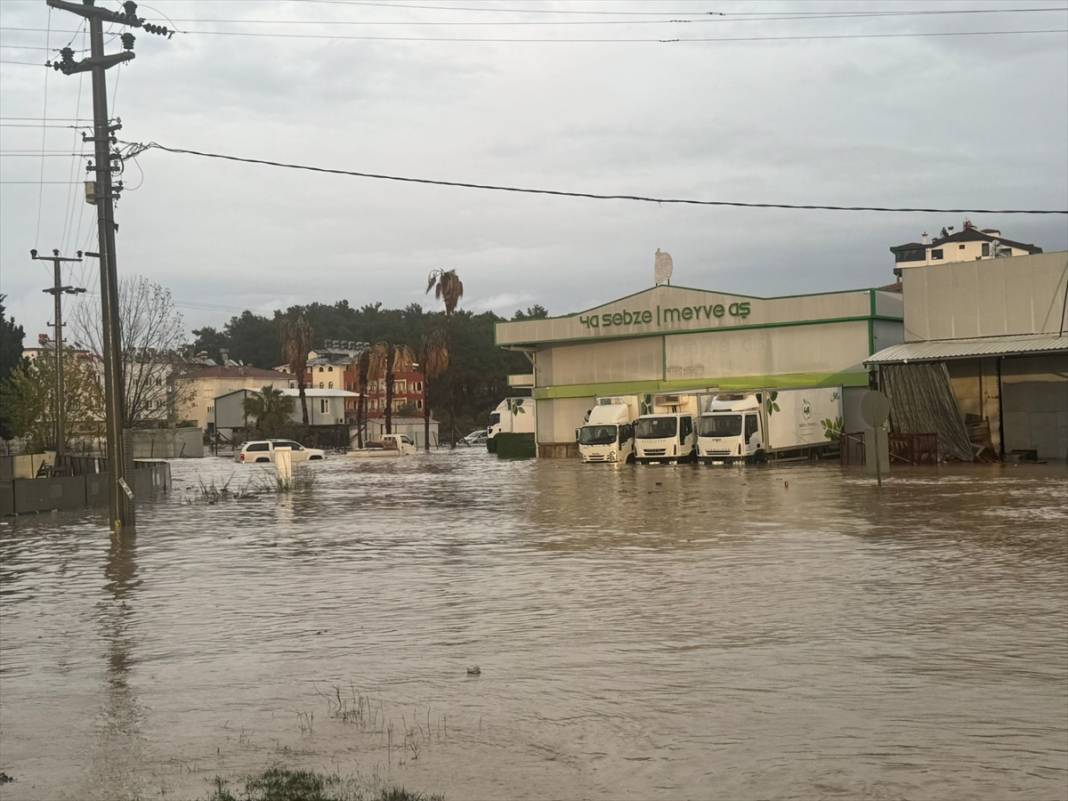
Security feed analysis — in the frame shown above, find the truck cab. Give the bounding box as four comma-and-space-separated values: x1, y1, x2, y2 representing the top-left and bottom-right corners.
634, 414, 696, 463
578, 396, 639, 463
697, 394, 763, 462
487, 396, 535, 453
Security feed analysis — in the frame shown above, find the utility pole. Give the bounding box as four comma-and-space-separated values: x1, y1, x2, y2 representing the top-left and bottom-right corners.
31, 248, 85, 467
47, 0, 171, 531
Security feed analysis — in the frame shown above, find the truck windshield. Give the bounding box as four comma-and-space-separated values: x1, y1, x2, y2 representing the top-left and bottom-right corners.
635, 417, 677, 439
579, 425, 617, 445
698, 415, 742, 437
488, 413, 500, 425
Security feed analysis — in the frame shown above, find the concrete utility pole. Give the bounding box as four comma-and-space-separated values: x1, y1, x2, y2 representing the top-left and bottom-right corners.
30, 248, 85, 465
47, 0, 171, 531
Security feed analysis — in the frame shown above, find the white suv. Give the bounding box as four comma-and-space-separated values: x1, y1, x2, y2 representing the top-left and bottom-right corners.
236, 439, 325, 463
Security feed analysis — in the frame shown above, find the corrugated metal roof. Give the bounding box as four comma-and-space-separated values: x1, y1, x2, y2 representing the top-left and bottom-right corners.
866, 333, 1068, 365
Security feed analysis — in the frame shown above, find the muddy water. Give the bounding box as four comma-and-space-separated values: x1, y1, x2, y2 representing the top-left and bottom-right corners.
1, 453, 1066, 801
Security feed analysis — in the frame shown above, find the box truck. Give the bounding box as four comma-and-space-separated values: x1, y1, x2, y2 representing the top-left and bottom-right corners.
634, 392, 702, 464
578, 395, 640, 464
695, 387, 843, 463
487, 397, 535, 453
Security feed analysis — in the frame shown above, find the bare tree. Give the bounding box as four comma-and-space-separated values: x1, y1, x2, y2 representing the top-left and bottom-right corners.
280, 314, 314, 426
72, 275, 189, 428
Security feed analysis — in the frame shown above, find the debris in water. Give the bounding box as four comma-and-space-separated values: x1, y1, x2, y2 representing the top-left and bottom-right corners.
467, 665, 481, 676
0, 772, 13, 784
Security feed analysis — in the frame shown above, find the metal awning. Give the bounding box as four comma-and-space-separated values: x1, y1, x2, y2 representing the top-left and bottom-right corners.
866, 333, 1068, 365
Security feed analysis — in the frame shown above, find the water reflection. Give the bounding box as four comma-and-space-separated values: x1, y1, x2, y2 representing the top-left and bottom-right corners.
88, 531, 146, 800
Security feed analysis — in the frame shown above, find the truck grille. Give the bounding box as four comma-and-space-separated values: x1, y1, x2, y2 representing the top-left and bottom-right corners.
707, 449, 731, 457
587, 455, 606, 462
644, 449, 667, 457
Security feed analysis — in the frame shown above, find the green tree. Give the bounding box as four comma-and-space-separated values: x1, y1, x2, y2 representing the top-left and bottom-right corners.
512, 304, 549, 320
0, 295, 27, 439
0, 349, 104, 451
190, 326, 229, 364
242, 386, 294, 437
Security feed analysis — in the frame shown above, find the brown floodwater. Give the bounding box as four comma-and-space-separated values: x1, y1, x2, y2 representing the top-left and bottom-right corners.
1, 453, 1066, 801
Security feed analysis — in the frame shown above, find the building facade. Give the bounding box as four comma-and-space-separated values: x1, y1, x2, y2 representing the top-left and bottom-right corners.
868, 251, 1068, 460
890, 220, 1042, 273
176, 365, 291, 432
496, 282, 904, 457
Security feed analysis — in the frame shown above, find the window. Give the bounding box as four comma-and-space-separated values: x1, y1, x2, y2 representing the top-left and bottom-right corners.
744, 414, 759, 442
698, 415, 741, 437
636, 417, 677, 439
930, 248, 943, 260
320, 399, 328, 414
958, 244, 966, 250
318, 366, 324, 372
246, 442, 269, 452
680, 417, 693, 439
416, 399, 423, 409
328, 381, 334, 389
982, 243, 990, 257
319, 382, 324, 389
416, 382, 423, 392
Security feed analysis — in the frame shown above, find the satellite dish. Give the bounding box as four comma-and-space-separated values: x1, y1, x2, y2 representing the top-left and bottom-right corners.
654, 248, 673, 286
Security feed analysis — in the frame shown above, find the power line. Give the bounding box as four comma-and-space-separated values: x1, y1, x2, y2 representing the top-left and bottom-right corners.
125, 140, 1068, 215
0, 59, 47, 66
33, 6, 51, 250
144, 7, 1068, 27
4, 24, 1067, 43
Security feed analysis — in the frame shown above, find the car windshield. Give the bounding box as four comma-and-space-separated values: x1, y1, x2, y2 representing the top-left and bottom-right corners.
579, 425, 617, 445
635, 417, 677, 439
698, 415, 742, 437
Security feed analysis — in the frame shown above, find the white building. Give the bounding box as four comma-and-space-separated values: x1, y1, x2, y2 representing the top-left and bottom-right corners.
495, 274, 903, 457
890, 220, 1042, 274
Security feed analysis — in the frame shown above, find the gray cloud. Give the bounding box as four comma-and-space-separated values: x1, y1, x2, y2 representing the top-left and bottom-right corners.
2, 0, 1066, 341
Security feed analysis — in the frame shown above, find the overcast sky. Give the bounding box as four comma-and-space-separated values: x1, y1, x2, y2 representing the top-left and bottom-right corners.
2, 0, 1066, 344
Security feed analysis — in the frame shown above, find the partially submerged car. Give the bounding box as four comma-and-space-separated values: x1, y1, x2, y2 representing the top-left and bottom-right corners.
235, 439, 326, 463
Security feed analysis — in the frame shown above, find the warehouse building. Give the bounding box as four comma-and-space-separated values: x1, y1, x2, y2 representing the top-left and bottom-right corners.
496, 272, 904, 458
867, 250, 1068, 461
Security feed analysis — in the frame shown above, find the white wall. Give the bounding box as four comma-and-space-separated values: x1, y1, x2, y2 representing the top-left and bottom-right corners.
902, 251, 1068, 340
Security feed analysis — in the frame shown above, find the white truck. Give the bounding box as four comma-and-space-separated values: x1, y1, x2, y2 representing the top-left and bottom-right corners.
695, 387, 843, 463
347, 433, 417, 458
634, 393, 702, 464
486, 397, 535, 453
578, 395, 640, 464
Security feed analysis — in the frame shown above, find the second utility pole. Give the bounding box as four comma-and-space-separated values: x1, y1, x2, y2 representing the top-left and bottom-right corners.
31, 248, 84, 466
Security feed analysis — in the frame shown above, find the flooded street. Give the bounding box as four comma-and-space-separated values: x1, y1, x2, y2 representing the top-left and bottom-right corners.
1, 453, 1066, 801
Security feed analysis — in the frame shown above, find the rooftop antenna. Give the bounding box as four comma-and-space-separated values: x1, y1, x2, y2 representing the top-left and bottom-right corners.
654, 248, 673, 286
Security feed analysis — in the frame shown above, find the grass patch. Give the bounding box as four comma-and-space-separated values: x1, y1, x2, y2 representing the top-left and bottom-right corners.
205, 766, 442, 801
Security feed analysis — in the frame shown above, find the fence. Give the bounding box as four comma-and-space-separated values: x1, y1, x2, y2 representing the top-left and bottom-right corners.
0, 459, 171, 517
840, 432, 940, 466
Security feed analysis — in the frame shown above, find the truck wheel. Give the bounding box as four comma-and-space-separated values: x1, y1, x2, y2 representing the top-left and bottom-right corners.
754, 449, 768, 464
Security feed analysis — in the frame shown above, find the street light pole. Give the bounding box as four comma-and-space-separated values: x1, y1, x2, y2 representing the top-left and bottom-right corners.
31, 248, 84, 466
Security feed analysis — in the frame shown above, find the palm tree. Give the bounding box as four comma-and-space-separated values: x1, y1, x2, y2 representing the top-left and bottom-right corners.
354, 348, 371, 448
280, 314, 313, 426
367, 341, 415, 436
417, 328, 449, 450
426, 268, 464, 446
426, 268, 464, 316
242, 385, 294, 437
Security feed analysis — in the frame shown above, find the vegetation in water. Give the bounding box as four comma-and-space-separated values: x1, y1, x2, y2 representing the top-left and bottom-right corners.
204, 766, 443, 801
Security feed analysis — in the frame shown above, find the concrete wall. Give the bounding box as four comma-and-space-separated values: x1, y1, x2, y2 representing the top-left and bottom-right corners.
126, 428, 204, 459
665, 320, 870, 384
536, 338, 661, 386
901, 251, 1068, 340
363, 417, 439, 448
1, 460, 171, 516
536, 396, 594, 447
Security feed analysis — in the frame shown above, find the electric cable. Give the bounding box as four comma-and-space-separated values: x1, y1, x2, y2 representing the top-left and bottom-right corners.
124, 140, 1068, 215
32, 6, 51, 249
